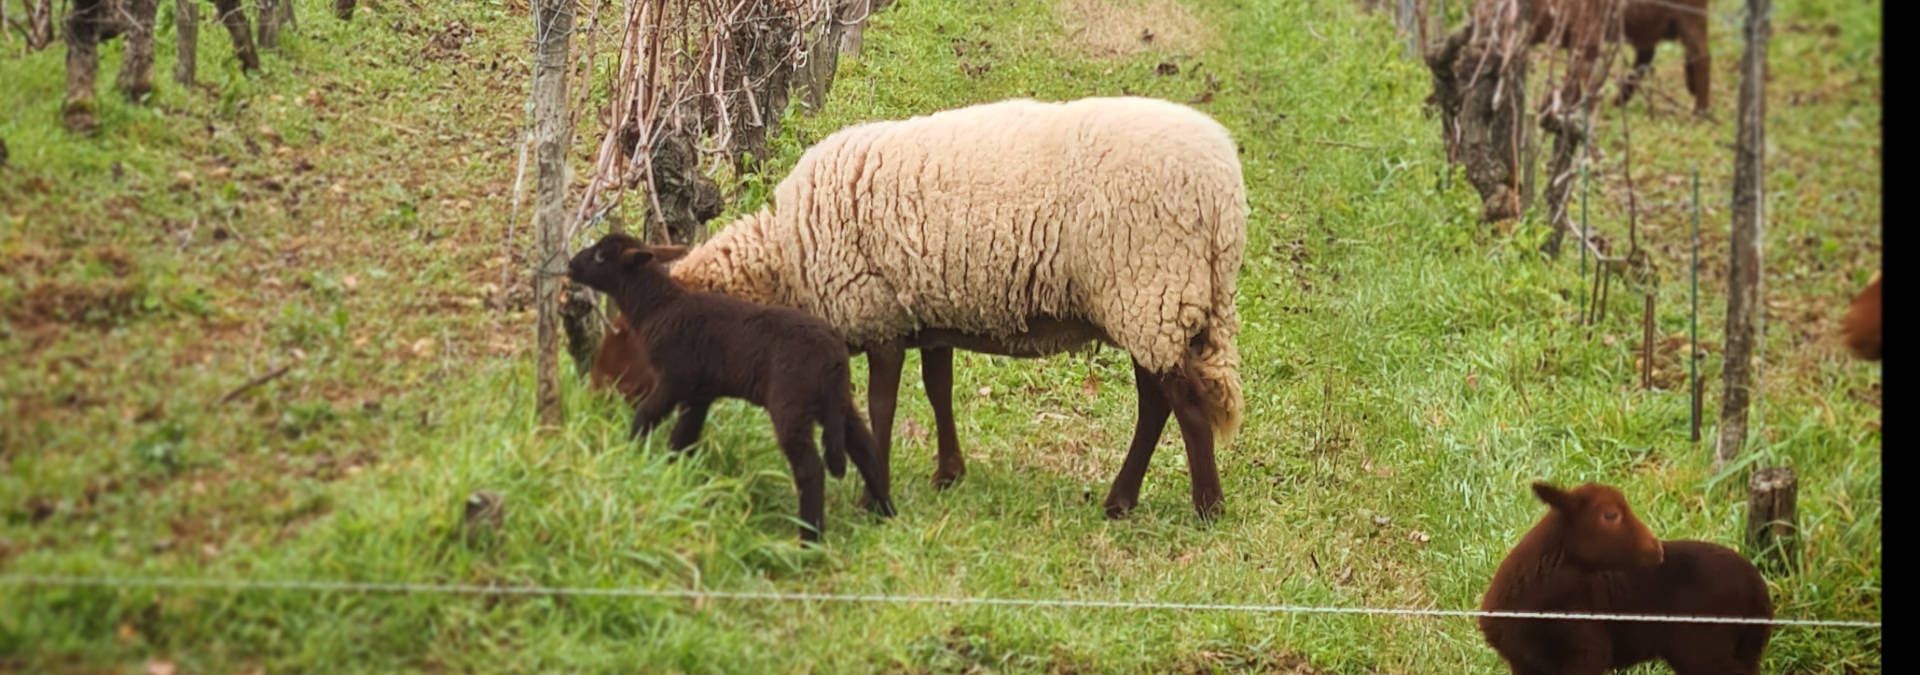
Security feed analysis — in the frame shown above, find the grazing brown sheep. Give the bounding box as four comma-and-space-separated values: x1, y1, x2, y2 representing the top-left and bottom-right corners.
1842, 271, 1881, 361
1481, 482, 1773, 675
1529, 0, 1712, 116
567, 233, 892, 542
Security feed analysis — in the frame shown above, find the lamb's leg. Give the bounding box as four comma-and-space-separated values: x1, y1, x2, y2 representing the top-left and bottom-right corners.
774, 413, 829, 543
628, 385, 677, 443
865, 341, 905, 479
667, 398, 712, 454
841, 407, 895, 517
923, 347, 965, 488
1159, 368, 1224, 521
1616, 43, 1656, 107
1103, 361, 1171, 519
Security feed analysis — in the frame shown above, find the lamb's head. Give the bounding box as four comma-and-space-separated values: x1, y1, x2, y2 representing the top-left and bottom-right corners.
566, 233, 689, 295
1531, 481, 1665, 570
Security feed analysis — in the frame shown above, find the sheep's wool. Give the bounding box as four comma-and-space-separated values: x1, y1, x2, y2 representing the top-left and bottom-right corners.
675, 97, 1248, 440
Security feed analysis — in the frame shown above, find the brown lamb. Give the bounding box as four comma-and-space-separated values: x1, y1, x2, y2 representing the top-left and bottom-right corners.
567, 233, 893, 542
1481, 481, 1773, 674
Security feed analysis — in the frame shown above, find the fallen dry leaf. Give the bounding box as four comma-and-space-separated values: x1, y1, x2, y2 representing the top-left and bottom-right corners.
145, 659, 176, 675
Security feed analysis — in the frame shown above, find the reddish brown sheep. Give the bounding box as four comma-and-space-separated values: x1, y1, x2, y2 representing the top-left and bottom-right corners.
1842, 271, 1881, 361
1529, 0, 1712, 116
590, 314, 654, 403
1481, 482, 1773, 675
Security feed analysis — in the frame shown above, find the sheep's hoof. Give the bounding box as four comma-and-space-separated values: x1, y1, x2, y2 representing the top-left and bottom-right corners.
1193, 500, 1225, 523
1103, 499, 1136, 520
931, 469, 965, 490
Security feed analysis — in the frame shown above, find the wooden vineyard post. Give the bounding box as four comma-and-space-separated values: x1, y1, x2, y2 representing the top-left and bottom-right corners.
531, 0, 574, 427
1715, 0, 1770, 469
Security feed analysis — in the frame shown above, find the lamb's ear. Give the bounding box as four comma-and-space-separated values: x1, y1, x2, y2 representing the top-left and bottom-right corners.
1531, 482, 1575, 512
617, 246, 655, 267
651, 245, 690, 264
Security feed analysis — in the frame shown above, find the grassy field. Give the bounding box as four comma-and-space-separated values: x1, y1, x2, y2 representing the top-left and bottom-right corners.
0, 0, 1881, 671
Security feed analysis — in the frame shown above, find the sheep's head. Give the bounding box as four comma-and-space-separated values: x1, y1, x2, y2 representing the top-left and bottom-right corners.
567, 234, 690, 293
1531, 481, 1665, 571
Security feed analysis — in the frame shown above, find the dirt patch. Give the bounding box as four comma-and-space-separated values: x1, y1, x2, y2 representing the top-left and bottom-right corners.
6, 279, 141, 329
1057, 0, 1211, 58
1170, 648, 1320, 674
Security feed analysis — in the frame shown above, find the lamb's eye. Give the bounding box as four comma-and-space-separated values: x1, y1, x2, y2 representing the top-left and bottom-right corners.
594, 250, 605, 264
1603, 511, 1621, 523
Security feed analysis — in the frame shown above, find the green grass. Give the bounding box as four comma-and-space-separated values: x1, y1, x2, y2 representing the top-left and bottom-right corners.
1, 0, 1880, 671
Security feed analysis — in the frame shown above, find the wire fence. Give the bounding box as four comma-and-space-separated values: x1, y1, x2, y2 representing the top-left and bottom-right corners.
0, 574, 1882, 630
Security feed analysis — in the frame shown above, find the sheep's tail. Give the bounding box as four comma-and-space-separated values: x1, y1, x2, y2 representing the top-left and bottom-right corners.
820, 383, 851, 480
1189, 174, 1248, 449
1187, 323, 1244, 450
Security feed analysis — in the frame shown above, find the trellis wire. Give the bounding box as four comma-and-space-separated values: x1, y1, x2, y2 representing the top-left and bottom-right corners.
0, 574, 1882, 630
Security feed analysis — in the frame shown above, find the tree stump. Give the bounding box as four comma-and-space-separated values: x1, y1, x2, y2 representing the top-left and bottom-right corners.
1426, 16, 1534, 224
256, 0, 278, 49
61, 0, 107, 133
173, 0, 197, 86
211, 0, 262, 73
1745, 467, 1798, 575
463, 490, 505, 546
114, 0, 158, 100
560, 281, 602, 377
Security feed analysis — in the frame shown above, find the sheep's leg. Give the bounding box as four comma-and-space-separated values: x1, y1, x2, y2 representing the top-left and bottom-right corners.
1616, 43, 1656, 107
1549, 625, 1613, 675
923, 347, 966, 488
864, 341, 905, 480
1160, 369, 1224, 521
628, 385, 677, 443
774, 413, 829, 543
1679, 17, 1712, 116
1103, 361, 1171, 519
667, 398, 712, 454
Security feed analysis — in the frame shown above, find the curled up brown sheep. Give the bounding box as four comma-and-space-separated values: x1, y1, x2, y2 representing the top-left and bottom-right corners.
1481, 482, 1773, 674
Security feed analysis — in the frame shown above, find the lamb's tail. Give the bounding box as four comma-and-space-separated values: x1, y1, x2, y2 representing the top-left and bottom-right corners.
820, 390, 850, 480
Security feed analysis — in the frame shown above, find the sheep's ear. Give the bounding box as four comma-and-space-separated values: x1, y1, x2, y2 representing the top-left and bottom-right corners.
617, 246, 654, 267
651, 245, 690, 264
1532, 482, 1575, 512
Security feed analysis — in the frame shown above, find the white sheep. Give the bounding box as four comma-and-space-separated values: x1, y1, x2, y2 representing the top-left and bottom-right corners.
659, 96, 1248, 520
